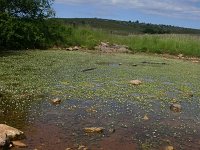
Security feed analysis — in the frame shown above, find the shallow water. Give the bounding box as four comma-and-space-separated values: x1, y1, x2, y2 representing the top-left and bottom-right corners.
1, 97, 200, 150
0, 51, 200, 150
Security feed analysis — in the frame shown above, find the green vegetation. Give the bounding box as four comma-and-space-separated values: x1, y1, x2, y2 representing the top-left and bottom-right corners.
0, 1, 200, 57
1, 50, 200, 102
60, 18, 200, 35
0, 0, 67, 50
47, 25, 200, 57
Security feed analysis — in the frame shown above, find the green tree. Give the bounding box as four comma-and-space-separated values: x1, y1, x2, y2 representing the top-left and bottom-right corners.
0, 0, 55, 19
0, 0, 57, 50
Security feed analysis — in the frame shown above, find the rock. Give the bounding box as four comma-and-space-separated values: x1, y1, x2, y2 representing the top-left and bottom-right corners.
0, 124, 24, 140
66, 47, 73, 51
187, 92, 194, 97
0, 124, 25, 148
170, 103, 181, 112
51, 98, 61, 105
178, 54, 183, 59
12, 141, 27, 148
84, 127, 104, 133
73, 46, 79, 51
0, 133, 10, 148
130, 80, 142, 85
78, 145, 84, 150
86, 108, 97, 113
108, 128, 115, 133
100, 42, 109, 47
164, 145, 174, 150
143, 114, 149, 121
78, 145, 88, 150
192, 60, 199, 63
95, 42, 130, 53
119, 63, 122, 65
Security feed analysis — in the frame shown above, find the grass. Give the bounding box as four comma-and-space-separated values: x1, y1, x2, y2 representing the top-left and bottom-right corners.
63, 26, 200, 57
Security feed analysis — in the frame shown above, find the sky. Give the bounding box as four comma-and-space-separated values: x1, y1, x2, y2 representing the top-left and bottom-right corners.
53, 0, 200, 29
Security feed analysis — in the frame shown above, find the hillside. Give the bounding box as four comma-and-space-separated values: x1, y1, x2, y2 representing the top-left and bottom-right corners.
58, 18, 200, 35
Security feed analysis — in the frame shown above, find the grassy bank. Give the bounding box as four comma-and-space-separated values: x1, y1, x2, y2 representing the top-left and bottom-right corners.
64, 26, 200, 57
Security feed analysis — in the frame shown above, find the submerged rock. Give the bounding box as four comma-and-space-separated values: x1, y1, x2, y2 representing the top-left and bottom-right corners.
170, 104, 181, 112
78, 145, 88, 150
143, 114, 149, 121
51, 98, 62, 105
84, 127, 104, 133
164, 145, 174, 150
108, 128, 116, 133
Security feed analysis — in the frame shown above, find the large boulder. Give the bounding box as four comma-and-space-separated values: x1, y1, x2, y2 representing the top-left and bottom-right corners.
0, 124, 25, 148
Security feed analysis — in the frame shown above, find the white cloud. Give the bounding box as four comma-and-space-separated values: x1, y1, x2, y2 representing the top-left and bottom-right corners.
55, 0, 200, 20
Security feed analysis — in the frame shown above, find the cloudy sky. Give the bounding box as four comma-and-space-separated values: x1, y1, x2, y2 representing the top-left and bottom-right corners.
53, 0, 200, 29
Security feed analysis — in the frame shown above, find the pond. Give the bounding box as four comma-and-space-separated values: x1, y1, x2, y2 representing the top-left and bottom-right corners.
0, 50, 200, 150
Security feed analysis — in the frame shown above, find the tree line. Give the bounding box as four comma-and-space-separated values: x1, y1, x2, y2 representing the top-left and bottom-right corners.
61, 18, 200, 35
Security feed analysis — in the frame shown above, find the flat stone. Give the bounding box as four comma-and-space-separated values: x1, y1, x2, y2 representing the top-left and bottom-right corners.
130, 80, 142, 85
12, 141, 27, 148
84, 127, 104, 133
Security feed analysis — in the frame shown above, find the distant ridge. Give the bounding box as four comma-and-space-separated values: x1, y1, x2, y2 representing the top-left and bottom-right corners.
57, 18, 200, 35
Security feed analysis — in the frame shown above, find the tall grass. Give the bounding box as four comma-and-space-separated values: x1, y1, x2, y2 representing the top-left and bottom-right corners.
63, 26, 200, 57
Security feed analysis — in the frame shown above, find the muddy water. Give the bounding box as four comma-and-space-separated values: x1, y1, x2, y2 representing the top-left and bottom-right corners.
1, 96, 199, 150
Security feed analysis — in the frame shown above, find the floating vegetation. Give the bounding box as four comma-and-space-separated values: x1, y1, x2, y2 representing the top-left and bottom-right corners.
0, 50, 200, 149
